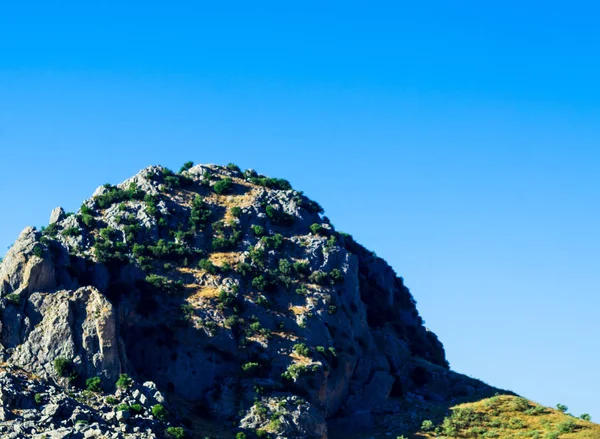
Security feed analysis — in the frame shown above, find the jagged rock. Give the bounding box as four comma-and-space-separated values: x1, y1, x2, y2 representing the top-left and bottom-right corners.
116, 409, 130, 423
0, 366, 163, 439
0, 227, 56, 298
7, 286, 123, 387
240, 396, 327, 439
50, 207, 66, 225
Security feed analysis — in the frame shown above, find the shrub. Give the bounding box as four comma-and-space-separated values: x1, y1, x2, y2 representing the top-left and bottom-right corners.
525, 405, 546, 415
213, 178, 233, 195
255, 295, 269, 308
281, 363, 319, 381
53, 357, 72, 377
189, 196, 211, 232
106, 396, 118, 405
179, 161, 194, 173
152, 404, 168, 421
581, 413, 592, 421
251, 225, 265, 236
218, 290, 237, 308
296, 285, 308, 295
242, 362, 260, 375
212, 230, 242, 251
127, 403, 142, 415
225, 315, 242, 329
247, 245, 266, 269
166, 427, 186, 438
252, 275, 268, 291
62, 227, 81, 238
278, 259, 292, 276
248, 176, 292, 190
265, 206, 294, 226
32, 245, 44, 258
329, 268, 344, 284
34, 393, 43, 404
85, 376, 102, 392
293, 343, 310, 357
557, 420, 575, 433
261, 233, 283, 250
293, 261, 310, 277
42, 223, 59, 237
309, 223, 325, 235
94, 182, 144, 209
556, 403, 568, 413
197, 258, 218, 274
308, 270, 329, 285
145, 274, 182, 294
230, 206, 242, 217
227, 163, 241, 173
325, 235, 337, 250
6, 293, 20, 304
236, 433, 247, 439
116, 373, 133, 389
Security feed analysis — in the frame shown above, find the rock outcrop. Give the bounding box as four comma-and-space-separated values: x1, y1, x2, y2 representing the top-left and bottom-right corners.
0, 163, 499, 438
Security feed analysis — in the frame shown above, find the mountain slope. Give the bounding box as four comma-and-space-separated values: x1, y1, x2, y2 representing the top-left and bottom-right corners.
0, 162, 592, 439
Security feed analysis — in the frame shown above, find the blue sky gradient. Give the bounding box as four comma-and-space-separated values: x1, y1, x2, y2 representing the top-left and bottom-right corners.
1, 1, 599, 420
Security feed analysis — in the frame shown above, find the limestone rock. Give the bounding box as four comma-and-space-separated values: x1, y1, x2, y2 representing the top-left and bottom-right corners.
7, 286, 123, 387
50, 207, 66, 225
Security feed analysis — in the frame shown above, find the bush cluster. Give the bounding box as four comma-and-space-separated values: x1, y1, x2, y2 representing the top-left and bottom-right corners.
265, 206, 294, 226
85, 376, 102, 392
94, 182, 144, 209
213, 177, 234, 195
247, 176, 292, 190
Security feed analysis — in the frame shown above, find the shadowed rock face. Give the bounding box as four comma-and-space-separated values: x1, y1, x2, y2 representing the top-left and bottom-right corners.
0, 164, 470, 438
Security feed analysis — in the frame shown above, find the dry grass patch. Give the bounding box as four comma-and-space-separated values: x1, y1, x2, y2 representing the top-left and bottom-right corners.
209, 251, 240, 266
188, 286, 221, 302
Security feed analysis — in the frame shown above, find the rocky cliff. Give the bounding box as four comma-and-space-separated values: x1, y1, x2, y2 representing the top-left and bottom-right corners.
0, 163, 503, 439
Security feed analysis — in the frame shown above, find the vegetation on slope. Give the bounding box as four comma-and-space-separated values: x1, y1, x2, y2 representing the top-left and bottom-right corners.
406, 395, 599, 439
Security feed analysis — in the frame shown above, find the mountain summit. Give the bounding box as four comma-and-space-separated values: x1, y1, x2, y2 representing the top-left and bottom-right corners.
0, 163, 596, 439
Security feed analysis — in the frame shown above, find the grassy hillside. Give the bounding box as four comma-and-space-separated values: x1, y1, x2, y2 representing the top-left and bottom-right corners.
410, 395, 599, 439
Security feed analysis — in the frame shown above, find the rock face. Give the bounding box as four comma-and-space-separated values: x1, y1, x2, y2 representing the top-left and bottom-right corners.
0, 364, 167, 439
6, 286, 123, 389
0, 163, 496, 438
0, 227, 56, 298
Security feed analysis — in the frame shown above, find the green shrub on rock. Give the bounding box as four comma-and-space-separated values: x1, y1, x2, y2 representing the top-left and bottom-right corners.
265, 206, 294, 226
152, 404, 168, 421
252, 275, 268, 291
166, 427, 185, 439
179, 161, 194, 173
189, 195, 211, 232
293, 343, 310, 357
214, 178, 233, 195
62, 227, 81, 237
85, 376, 102, 392
116, 373, 133, 389
53, 357, 75, 378
309, 223, 325, 235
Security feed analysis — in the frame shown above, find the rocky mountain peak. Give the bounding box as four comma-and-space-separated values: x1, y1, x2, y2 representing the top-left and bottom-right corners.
0, 163, 504, 439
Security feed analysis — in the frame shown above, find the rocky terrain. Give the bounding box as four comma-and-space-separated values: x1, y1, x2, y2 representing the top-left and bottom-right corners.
0, 162, 595, 439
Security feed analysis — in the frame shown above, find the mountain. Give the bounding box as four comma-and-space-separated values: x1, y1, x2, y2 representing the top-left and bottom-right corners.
0, 163, 595, 439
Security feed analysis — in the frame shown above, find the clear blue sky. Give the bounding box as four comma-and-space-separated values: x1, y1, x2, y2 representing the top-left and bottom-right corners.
1, 0, 599, 420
